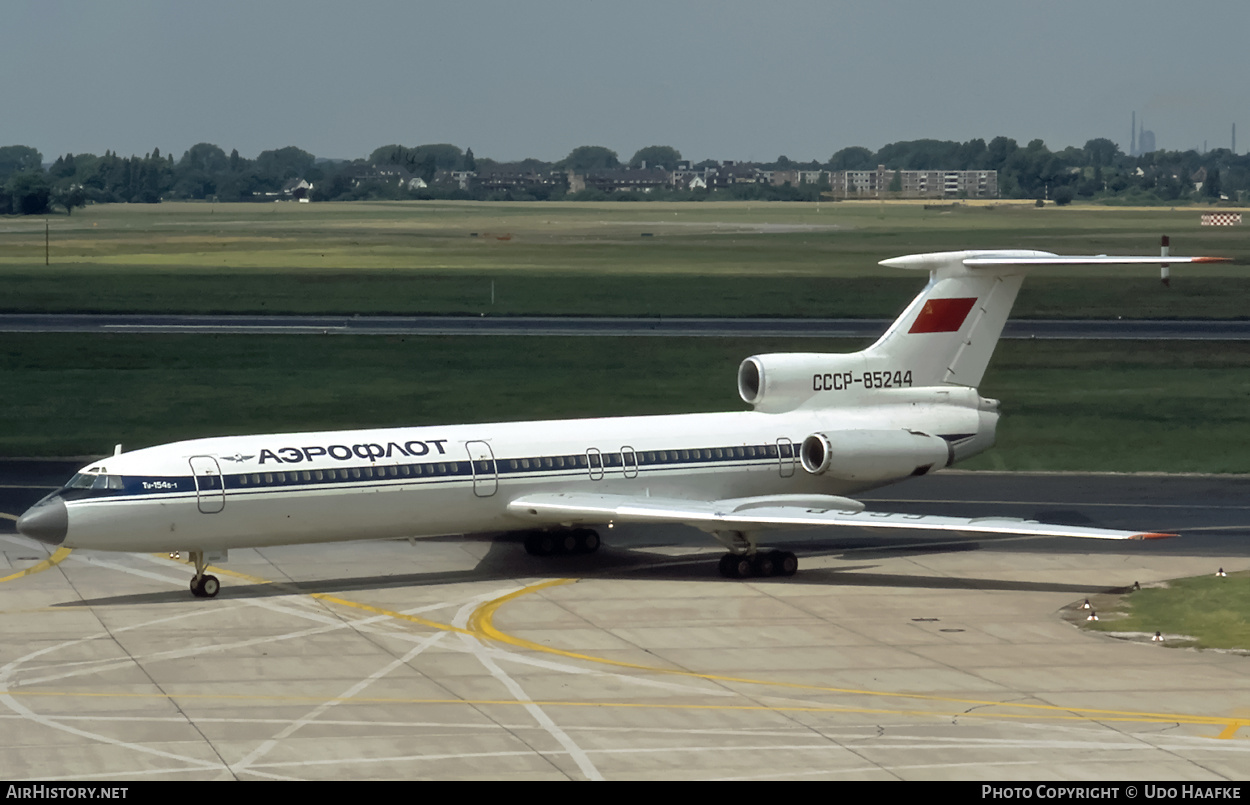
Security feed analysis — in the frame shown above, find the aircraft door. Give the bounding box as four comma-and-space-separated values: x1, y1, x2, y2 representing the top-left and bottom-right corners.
586, 448, 605, 481
465, 440, 498, 497
620, 446, 638, 479
776, 438, 795, 478
189, 455, 225, 514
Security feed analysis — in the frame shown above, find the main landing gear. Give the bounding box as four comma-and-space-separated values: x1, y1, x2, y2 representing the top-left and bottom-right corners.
187, 550, 221, 598
713, 529, 798, 579
717, 550, 798, 579
523, 528, 601, 557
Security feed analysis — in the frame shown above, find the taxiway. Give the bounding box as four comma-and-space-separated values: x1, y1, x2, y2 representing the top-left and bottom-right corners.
1, 466, 1248, 780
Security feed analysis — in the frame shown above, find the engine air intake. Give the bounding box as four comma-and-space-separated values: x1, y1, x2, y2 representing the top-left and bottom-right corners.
799, 429, 953, 483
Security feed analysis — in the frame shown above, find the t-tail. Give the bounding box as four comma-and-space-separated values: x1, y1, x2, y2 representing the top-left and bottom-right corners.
738, 248, 1231, 413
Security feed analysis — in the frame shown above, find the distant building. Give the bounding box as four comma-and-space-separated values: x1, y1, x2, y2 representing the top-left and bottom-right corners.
347, 164, 425, 190
828, 165, 997, 199
1190, 166, 1207, 194
764, 169, 828, 187
281, 178, 313, 201
474, 170, 567, 193
706, 161, 764, 188
582, 167, 670, 193
1132, 114, 1157, 156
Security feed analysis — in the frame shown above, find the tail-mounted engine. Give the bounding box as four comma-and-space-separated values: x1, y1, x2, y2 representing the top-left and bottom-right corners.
739, 353, 866, 413
799, 429, 953, 483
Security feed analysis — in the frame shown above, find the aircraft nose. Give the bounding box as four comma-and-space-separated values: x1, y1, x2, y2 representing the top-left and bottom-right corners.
16, 496, 68, 546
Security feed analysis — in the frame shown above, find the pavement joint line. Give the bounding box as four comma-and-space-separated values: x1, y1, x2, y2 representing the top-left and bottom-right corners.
191, 560, 1250, 736
186, 558, 483, 636
0, 547, 71, 584
465, 579, 1250, 735
0, 688, 1244, 733
1, 539, 1240, 738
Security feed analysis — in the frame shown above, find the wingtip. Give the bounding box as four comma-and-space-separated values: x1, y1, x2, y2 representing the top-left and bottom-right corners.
1190, 256, 1233, 264
1132, 531, 1178, 540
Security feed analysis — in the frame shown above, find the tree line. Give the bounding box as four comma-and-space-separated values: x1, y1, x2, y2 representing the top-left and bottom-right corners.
2, 136, 1247, 214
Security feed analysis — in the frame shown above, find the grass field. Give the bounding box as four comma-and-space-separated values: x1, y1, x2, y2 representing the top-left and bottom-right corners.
4, 333, 1249, 471
1081, 571, 1250, 651
2, 200, 1247, 317
3, 201, 1248, 468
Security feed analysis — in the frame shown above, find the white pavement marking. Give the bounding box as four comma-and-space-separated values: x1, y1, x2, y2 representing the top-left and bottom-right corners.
453, 589, 606, 781
229, 629, 451, 775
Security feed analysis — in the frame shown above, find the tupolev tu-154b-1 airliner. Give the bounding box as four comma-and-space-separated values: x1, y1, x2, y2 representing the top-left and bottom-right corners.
17, 248, 1229, 598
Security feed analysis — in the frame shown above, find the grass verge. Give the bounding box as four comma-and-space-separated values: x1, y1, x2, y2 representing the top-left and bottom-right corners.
2, 201, 1247, 317
1074, 571, 1250, 651
4, 333, 1249, 472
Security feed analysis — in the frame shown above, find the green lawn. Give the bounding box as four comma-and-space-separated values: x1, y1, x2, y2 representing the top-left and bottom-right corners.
4, 201, 1247, 467
1082, 571, 1250, 651
4, 333, 1248, 473
2, 200, 1246, 317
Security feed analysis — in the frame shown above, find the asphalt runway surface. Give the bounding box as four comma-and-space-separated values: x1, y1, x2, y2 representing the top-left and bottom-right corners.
4, 313, 1250, 339
2, 463, 1249, 780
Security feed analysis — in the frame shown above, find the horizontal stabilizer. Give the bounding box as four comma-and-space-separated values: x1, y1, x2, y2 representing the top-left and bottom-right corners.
506, 492, 1174, 540
880, 250, 1231, 272
865, 248, 1233, 389
962, 255, 1231, 268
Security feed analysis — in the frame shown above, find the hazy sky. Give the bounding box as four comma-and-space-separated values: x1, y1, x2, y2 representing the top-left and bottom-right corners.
4, 1, 1247, 164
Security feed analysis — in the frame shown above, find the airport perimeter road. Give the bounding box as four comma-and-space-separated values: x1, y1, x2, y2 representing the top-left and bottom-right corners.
1, 465, 1249, 780
3, 313, 1250, 339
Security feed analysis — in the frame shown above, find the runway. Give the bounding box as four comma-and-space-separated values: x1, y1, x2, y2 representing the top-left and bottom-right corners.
4, 313, 1250, 339
1, 464, 1248, 780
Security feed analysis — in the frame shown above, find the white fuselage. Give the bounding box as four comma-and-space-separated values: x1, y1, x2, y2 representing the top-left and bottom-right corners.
50, 389, 992, 554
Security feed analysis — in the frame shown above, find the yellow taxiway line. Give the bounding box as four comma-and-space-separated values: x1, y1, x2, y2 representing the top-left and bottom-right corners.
194, 562, 1249, 740
0, 548, 1241, 740
0, 546, 72, 585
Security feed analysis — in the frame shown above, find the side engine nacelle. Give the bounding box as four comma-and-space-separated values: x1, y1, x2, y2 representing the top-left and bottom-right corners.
739, 353, 866, 413
799, 429, 953, 483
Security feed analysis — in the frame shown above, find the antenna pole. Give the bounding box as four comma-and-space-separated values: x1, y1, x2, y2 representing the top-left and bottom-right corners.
1160, 235, 1170, 287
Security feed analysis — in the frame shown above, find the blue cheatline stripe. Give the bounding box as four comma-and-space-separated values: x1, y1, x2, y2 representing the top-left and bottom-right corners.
60, 441, 802, 502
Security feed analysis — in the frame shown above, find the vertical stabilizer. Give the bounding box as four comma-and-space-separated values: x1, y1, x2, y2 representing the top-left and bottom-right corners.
863, 248, 1230, 391
865, 250, 1037, 388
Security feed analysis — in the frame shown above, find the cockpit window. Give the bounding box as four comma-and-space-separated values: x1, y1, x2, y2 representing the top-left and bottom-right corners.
66, 473, 123, 491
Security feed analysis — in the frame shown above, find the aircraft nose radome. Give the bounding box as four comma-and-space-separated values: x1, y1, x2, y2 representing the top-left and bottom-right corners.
16, 497, 68, 546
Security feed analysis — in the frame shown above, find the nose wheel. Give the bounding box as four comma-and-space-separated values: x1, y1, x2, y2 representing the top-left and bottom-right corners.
191, 574, 220, 598
187, 550, 221, 598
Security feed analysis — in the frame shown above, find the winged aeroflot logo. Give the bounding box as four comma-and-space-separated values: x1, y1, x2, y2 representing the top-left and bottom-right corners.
217, 453, 256, 463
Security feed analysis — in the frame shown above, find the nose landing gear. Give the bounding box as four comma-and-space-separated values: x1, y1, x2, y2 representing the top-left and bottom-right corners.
186, 550, 221, 598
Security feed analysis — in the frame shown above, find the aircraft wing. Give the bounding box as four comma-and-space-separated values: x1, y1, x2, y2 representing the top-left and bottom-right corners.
505, 492, 1174, 540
